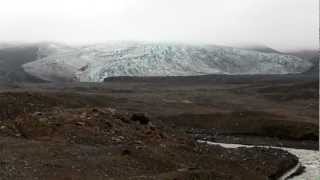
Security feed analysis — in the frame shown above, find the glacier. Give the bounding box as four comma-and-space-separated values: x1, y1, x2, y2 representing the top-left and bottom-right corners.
22, 42, 312, 82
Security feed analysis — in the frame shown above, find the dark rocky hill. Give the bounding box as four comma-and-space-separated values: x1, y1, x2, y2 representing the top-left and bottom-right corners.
0, 46, 45, 83
303, 56, 319, 75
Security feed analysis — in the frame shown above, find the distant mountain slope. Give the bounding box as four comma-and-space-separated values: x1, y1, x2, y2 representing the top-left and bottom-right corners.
237, 45, 281, 54
287, 50, 318, 60
0, 46, 45, 83
22, 42, 311, 82
0, 43, 21, 50
303, 56, 319, 75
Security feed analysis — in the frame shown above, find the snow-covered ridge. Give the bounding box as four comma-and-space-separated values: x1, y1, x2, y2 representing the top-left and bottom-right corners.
23, 42, 312, 82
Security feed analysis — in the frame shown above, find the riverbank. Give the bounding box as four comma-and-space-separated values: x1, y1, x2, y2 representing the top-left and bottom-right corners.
0, 105, 300, 179
200, 141, 320, 179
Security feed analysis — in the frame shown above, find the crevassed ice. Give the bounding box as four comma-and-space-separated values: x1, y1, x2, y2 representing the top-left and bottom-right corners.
23, 42, 312, 82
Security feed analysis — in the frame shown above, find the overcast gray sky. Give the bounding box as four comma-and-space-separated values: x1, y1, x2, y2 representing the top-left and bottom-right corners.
0, 0, 318, 51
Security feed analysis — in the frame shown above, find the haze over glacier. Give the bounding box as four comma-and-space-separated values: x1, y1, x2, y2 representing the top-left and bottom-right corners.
22, 42, 311, 82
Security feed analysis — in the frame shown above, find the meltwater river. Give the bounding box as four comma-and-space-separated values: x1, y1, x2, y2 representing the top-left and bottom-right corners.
199, 141, 319, 180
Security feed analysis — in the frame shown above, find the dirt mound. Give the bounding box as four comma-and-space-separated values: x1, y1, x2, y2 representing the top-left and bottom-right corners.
0, 107, 299, 180
0, 92, 73, 120
12, 108, 166, 145
0, 90, 305, 179
0, 91, 117, 120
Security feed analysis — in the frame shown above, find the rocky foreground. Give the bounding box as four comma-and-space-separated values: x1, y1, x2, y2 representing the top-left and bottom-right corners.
0, 92, 299, 180
0, 43, 318, 179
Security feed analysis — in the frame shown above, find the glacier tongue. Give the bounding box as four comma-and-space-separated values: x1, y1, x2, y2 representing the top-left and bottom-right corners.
22, 42, 312, 82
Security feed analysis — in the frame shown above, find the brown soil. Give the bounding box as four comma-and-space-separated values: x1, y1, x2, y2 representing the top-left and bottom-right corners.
0, 72, 317, 179
0, 92, 299, 180
161, 111, 319, 149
